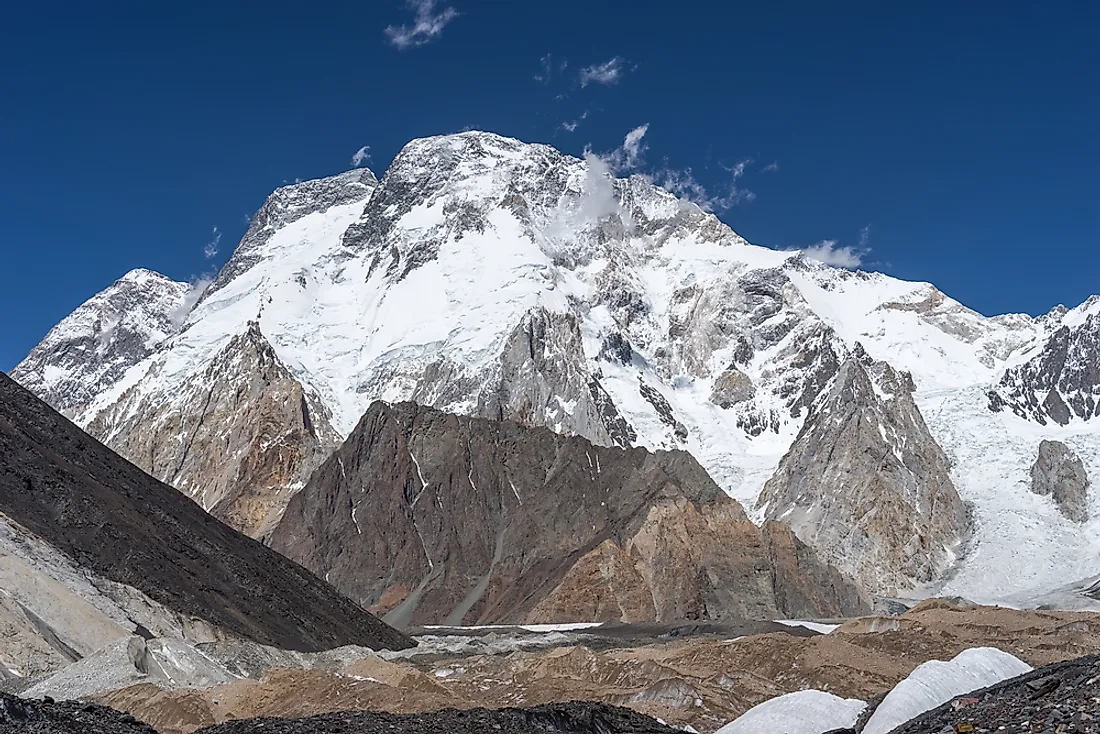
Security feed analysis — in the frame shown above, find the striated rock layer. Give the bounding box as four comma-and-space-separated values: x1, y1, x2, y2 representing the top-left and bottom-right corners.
269, 401, 868, 626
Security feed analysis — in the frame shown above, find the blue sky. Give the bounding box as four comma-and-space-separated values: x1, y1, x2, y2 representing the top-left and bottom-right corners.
1, 1, 1097, 371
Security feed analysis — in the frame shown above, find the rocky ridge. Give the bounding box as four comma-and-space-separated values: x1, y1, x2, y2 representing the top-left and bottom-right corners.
758, 352, 971, 595
990, 304, 1100, 425
269, 400, 868, 626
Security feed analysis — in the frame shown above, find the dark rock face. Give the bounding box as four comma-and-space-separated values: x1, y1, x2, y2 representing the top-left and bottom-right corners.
196, 701, 678, 734
888, 654, 1100, 734
758, 357, 970, 596
0, 692, 154, 733
0, 373, 412, 653
1031, 440, 1090, 523
989, 313, 1100, 425
270, 401, 868, 627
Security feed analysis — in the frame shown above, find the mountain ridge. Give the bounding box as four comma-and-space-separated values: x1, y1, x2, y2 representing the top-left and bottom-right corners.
11, 129, 1100, 607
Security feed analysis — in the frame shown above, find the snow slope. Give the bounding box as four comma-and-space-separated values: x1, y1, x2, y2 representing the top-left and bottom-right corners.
13, 130, 1100, 604
715, 690, 866, 734
862, 647, 1032, 734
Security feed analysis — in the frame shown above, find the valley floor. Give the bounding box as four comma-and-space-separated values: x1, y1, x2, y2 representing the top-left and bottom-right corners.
7, 600, 1100, 734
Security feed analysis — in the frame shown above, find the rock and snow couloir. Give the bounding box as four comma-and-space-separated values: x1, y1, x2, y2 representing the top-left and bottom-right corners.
11, 130, 1100, 605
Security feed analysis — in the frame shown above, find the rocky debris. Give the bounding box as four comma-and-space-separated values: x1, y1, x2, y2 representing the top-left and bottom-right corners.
1031, 440, 1090, 523
10, 268, 190, 417
0, 372, 412, 654
989, 313, 1100, 425
758, 356, 971, 596
196, 702, 678, 734
84, 321, 341, 539
887, 654, 1100, 734
86, 603, 1100, 734
0, 691, 154, 733
270, 400, 867, 627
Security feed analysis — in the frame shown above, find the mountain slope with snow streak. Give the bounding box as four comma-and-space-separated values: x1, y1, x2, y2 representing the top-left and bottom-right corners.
13, 130, 1100, 605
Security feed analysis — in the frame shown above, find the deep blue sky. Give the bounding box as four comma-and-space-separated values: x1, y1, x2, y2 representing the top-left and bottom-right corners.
2, 1, 1097, 371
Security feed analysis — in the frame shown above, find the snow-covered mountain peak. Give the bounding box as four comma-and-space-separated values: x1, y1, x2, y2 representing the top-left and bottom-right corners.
15, 130, 1100, 608
204, 167, 379, 300
11, 268, 189, 416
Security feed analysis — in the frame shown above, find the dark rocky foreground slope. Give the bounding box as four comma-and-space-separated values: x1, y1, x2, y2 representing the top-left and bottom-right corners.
197, 702, 679, 734
0, 697, 675, 734
0, 692, 154, 733
882, 654, 1100, 734
271, 400, 867, 626
0, 372, 411, 653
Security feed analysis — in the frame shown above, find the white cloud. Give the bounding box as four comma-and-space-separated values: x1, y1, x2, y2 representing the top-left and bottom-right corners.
204, 227, 222, 259
579, 57, 626, 87
762, 160, 780, 172
597, 123, 649, 173
652, 157, 756, 213
859, 225, 871, 248
351, 145, 371, 167
385, 0, 458, 49
560, 110, 588, 133
170, 275, 215, 327
798, 240, 865, 269
534, 54, 567, 84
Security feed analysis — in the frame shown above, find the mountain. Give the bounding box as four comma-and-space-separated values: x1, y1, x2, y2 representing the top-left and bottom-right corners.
757, 351, 970, 594
11, 268, 190, 417
12, 130, 1100, 605
268, 401, 867, 626
0, 372, 412, 678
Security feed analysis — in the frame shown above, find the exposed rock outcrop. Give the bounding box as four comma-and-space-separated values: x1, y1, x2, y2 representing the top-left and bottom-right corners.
989, 312, 1100, 424
478, 307, 627, 447
757, 355, 971, 596
84, 322, 340, 539
0, 372, 412, 656
1030, 439, 1090, 522
270, 401, 868, 626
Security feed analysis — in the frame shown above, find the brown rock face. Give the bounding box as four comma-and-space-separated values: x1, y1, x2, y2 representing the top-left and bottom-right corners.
270, 402, 867, 626
84, 321, 340, 539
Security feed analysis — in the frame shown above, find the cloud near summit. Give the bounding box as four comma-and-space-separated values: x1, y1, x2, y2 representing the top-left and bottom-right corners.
385, 0, 458, 49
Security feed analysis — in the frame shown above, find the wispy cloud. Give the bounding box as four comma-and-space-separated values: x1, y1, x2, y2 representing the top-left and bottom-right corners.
385, 0, 458, 49
858, 225, 871, 248
762, 161, 780, 173
351, 145, 371, 167
560, 110, 588, 133
652, 156, 756, 212
534, 53, 567, 84
170, 274, 215, 327
596, 123, 649, 173
797, 240, 865, 269
204, 227, 222, 259
579, 57, 627, 87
